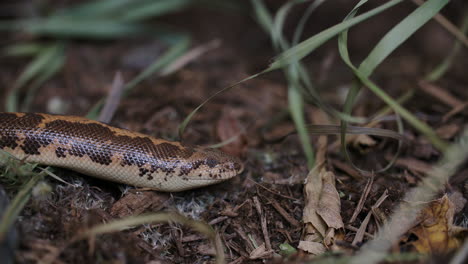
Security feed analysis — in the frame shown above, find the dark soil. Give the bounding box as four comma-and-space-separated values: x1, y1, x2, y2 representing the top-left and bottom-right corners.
1, 0, 468, 263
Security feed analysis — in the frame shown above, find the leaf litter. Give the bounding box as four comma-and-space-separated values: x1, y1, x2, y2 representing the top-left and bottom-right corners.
0, 1, 467, 264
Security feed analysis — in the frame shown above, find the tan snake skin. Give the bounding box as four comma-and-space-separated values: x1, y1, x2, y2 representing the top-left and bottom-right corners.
0, 112, 242, 191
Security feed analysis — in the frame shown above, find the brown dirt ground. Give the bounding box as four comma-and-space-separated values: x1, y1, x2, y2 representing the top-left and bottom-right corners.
1, 0, 468, 263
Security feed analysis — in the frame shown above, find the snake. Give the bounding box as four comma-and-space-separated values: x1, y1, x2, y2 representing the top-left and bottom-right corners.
0, 112, 243, 192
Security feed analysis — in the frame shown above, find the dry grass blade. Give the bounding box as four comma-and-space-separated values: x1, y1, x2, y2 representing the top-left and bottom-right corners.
350, 129, 468, 264
349, 175, 374, 223
0, 173, 44, 242
351, 190, 388, 246
418, 80, 464, 108
411, 0, 468, 48
160, 39, 221, 76
449, 238, 468, 264
98, 71, 125, 123
43, 212, 225, 264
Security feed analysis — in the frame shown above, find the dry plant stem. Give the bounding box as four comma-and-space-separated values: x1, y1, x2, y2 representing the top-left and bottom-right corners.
98, 71, 125, 124
346, 225, 374, 239
443, 102, 468, 122
352, 210, 372, 246
269, 199, 300, 227
160, 39, 221, 76
351, 190, 388, 246
209, 216, 229, 226
350, 129, 468, 264
332, 159, 363, 180
418, 80, 464, 108
349, 174, 374, 223
253, 196, 272, 251
411, 0, 468, 48
329, 89, 414, 151
249, 179, 299, 201
393, 157, 432, 174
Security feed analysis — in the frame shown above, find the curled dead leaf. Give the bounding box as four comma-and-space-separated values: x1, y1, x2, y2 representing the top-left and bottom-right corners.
216, 110, 247, 157
408, 195, 466, 253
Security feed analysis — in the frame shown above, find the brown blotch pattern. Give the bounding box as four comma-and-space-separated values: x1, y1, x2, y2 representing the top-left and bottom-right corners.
0, 113, 47, 153
0, 112, 229, 180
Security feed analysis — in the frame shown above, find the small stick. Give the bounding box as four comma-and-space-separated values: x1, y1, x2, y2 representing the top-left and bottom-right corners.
253, 196, 272, 251
269, 199, 300, 227
349, 174, 374, 223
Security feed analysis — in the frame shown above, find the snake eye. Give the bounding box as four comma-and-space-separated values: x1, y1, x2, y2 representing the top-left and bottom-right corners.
234, 161, 244, 174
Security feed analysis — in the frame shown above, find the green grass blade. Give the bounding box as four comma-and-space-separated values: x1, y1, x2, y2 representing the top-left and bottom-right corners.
24, 18, 152, 39
6, 43, 63, 112
288, 76, 315, 168
359, 0, 450, 77
21, 44, 66, 112
426, 9, 468, 81
292, 0, 325, 44
251, 0, 273, 32
0, 173, 43, 241
338, 0, 449, 151
268, 0, 316, 168
267, 0, 403, 72
2, 43, 45, 57
55, 0, 133, 18
120, 0, 192, 22
178, 73, 261, 139
126, 35, 190, 90
356, 70, 447, 151
86, 35, 190, 119
75, 212, 225, 264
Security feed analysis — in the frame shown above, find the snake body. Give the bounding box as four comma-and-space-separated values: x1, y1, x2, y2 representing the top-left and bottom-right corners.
0, 112, 242, 191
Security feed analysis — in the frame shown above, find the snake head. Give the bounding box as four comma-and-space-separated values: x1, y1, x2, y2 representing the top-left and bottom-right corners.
174, 147, 243, 191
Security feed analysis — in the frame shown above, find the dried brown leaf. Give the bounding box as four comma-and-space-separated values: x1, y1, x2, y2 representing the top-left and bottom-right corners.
110, 191, 169, 217
303, 166, 328, 238
249, 243, 273, 259
317, 171, 344, 229
216, 110, 247, 157
297, 241, 326, 255
409, 195, 465, 253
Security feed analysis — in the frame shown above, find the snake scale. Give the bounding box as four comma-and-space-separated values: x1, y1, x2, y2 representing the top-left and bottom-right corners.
0, 112, 243, 191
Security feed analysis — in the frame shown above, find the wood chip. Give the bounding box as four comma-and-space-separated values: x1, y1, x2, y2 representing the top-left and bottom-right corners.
110, 191, 169, 217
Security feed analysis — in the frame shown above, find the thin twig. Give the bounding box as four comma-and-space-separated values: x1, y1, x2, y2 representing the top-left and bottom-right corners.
351, 190, 388, 246
349, 174, 374, 223
253, 196, 272, 251
98, 72, 125, 123
411, 0, 468, 48
269, 198, 300, 227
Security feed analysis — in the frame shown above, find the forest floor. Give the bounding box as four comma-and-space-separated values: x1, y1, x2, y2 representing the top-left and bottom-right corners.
1, 0, 467, 263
